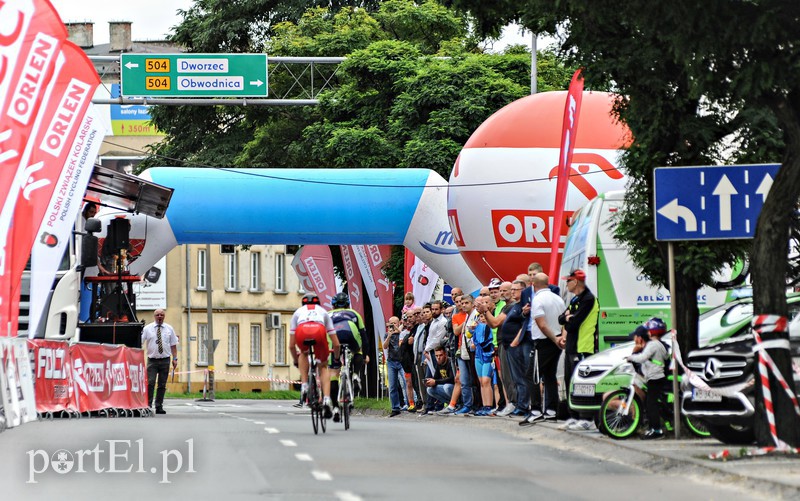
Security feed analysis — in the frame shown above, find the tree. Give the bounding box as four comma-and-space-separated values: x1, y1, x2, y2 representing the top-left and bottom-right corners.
443, 0, 799, 447
148, 0, 575, 291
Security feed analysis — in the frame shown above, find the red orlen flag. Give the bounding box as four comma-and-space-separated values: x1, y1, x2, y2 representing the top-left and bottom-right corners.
548, 69, 584, 280
290, 245, 338, 310
340, 245, 365, 318
0, 40, 100, 336
0, 0, 67, 335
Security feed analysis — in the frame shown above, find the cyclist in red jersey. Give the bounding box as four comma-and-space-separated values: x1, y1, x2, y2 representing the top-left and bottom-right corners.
289, 293, 340, 418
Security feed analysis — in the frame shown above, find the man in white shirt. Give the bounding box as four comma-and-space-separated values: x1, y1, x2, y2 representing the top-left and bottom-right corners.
141, 309, 178, 414
522, 273, 566, 425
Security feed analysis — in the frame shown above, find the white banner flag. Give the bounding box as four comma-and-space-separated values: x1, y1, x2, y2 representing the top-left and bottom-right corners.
28, 104, 105, 337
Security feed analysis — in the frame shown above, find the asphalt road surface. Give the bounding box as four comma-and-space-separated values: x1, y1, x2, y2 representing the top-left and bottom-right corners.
0, 399, 767, 500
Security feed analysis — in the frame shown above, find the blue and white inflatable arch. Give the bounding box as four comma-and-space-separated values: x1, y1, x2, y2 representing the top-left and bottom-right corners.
122, 167, 480, 291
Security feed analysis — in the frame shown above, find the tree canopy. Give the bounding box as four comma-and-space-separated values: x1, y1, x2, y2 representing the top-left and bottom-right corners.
446, 0, 800, 446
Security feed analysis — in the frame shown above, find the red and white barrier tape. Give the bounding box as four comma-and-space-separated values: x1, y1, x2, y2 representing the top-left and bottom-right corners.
705, 315, 800, 460
215, 370, 300, 385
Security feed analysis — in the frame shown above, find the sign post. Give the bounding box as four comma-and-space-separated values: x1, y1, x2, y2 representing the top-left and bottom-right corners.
654, 163, 779, 439
121, 54, 268, 98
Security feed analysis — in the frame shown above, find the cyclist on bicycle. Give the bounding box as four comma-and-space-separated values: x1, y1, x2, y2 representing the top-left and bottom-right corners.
625, 317, 669, 440
289, 293, 340, 419
328, 292, 371, 422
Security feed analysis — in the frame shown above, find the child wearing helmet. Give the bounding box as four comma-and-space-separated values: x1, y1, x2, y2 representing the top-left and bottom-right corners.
625, 318, 669, 440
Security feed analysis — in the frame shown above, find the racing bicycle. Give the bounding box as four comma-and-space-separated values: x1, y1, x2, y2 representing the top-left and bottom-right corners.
337, 345, 354, 430
304, 339, 327, 435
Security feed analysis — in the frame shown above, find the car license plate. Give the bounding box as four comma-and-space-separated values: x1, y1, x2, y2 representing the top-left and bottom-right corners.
692, 389, 722, 402
573, 384, 595, 397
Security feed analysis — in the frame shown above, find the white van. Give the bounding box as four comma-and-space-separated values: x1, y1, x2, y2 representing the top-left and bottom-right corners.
557, 191, 743, 350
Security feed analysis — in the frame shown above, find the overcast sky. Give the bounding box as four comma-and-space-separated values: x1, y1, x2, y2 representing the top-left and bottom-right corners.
49, 0, 537, 50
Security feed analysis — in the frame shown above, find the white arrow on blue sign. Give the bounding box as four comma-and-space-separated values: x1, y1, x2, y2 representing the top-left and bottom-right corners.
654, 164, 780, 241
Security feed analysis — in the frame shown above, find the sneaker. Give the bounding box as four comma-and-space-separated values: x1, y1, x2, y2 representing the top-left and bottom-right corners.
497, 403, 516, 417
389, 410, 402, 418
454, 405, 471, 416
155, 408, 166, 415
527, 410, 545, 424
352, 375, 361, 395
437, 406, 456, 415
401, 404, 408, 411
332, 407, 341, 423
558, 418, 578, 430
322, 397, 333, 419
567, 419, 594, 431
474, 407, 486, 416
542, 410, 557, 421
642, 428, 665, 440
407, 405, 417, 413
509, 408, 528, 417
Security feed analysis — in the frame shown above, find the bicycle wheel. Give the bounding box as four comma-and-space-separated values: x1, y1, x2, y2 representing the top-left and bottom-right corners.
683, 414, 711, 438
599, 389, 642, 440
309, 372, 320, 435
342, 375, 352, 431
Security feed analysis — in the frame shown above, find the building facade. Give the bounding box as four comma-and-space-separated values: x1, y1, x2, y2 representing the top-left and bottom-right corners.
68, 22, 305, 392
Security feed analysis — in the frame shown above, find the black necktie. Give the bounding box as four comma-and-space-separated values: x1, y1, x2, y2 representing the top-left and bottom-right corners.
156, 324, 164, 354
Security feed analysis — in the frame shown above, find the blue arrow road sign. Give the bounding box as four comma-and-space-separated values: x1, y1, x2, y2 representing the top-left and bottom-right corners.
654, 164, 780, 241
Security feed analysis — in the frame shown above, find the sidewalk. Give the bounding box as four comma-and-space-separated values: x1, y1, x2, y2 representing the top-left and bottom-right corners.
390, 410, 800, 499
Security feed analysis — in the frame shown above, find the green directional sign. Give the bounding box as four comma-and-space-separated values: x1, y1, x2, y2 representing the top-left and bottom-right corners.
120, 53, 268, 98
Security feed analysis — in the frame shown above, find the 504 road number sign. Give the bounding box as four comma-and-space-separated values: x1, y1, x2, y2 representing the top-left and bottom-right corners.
120, 54, 268, 98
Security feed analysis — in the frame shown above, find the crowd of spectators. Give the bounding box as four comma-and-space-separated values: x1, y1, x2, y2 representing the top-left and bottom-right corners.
386, 262, 599, 431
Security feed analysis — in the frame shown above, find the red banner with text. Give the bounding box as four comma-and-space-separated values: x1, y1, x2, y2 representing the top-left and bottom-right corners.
28, 339, 75, 413
68, 342, 148, 413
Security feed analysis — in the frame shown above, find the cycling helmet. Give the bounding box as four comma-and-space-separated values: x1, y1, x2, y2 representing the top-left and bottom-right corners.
644, 317, 667, 336
302, 293, 320, 306
332, 292, 350, 308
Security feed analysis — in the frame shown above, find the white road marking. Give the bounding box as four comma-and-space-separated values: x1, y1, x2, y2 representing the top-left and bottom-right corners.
253, 421, 265, 424
335, 492, 363, 501
311, 470, 332, 481
280, 439, 297, 447
264, 427, 279, 434
295, 453, 313, 461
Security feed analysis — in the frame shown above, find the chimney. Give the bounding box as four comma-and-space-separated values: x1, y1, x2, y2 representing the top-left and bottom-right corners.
109, 21, 132, 52
65, 22, 94, 49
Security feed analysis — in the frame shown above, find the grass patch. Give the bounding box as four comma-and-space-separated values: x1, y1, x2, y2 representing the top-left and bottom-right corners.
165, 389, 393, 411
165, 390, 300, 400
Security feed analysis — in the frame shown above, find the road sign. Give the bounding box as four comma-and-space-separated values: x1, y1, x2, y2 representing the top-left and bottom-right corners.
120, 54, 268, 98
654, 164, 780, 241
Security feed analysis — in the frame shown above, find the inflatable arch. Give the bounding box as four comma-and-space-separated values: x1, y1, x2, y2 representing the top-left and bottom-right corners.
119, 167, 483, 292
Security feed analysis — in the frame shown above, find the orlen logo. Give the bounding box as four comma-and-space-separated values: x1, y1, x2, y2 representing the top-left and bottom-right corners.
492, 209, 573, 249
548, 153, 625, 200
303, 256, 327, 294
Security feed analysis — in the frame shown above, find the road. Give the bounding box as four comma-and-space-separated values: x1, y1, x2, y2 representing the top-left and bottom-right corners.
0, 399, 767, 500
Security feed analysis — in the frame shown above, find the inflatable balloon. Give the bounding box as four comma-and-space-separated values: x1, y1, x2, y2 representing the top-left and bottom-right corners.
448, 91, 633, 284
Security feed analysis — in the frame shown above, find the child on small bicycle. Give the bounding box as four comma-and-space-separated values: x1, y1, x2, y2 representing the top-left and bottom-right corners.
625, 318, 669, 440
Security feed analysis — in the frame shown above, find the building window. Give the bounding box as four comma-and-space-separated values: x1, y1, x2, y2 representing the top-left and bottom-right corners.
275, 253, 285, 292
228, 324, 239, 364
275, 325, 286, 365
250, 252, 261, 291
197, 323, 208, 364
226, 252, 238, 291
250, 324, 262, 363
197, 249, 206, 290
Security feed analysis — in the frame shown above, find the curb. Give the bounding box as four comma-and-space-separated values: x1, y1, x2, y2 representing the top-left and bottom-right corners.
381, 409, 800, 499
